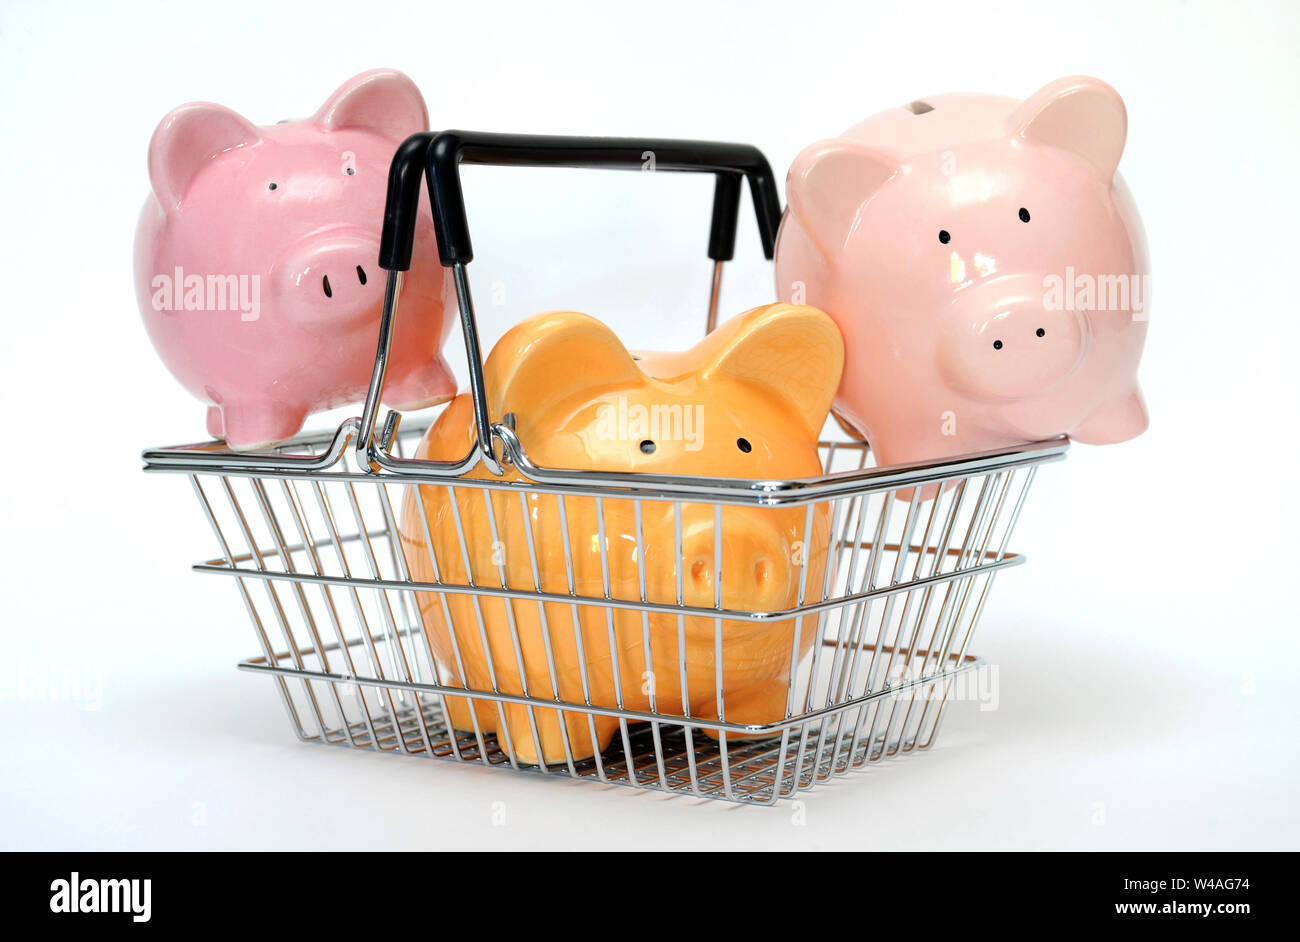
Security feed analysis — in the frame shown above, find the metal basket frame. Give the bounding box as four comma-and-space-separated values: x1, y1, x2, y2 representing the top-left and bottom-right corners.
142, 131, 1068, 804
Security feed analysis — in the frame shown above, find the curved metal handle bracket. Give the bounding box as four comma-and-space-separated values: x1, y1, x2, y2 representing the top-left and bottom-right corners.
358, 130, 784, 478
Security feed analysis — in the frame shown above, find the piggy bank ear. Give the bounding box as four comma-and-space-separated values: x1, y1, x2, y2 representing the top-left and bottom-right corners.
148, 103, 260, 210
1012, 76, 1127, 180
786, 139, 897, 260
701, 303, 845, 439
486, 311, 643, 419
313, 69, 429, 139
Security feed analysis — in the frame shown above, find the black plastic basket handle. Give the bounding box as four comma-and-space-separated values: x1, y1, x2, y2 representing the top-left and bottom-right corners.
361, 130, 784, 476
379, 131, 781, 270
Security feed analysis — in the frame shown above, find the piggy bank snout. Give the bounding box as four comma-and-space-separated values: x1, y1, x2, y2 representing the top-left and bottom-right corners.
679, 515, 793, 609
941, 277, 1088, 401
275, 227, 383, 330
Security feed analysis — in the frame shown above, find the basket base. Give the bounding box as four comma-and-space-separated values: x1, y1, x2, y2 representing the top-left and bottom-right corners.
291, 696, 944, 805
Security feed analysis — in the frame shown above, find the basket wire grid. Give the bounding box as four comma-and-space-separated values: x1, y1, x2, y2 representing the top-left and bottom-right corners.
153, 419, 1060, 805
142, 131, 1067, 804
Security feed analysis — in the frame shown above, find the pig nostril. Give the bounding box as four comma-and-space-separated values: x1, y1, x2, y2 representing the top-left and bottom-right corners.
1036, 328, 1045, 338
993, 340, 1003, 350
322, 275, 332, 299
356, 265, 367, 286
754, 560, 770, 588
690, 559, 710, 586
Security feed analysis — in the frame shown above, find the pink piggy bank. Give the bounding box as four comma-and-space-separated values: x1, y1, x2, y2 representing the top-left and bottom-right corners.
776, 76, 1149, 468
134, 69, 455, 451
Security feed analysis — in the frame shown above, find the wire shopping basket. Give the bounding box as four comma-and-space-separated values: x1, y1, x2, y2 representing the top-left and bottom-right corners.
142, 132, 1068, 804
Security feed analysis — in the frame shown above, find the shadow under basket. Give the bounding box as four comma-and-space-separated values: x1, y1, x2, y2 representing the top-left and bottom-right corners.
144, 417, 1066, 805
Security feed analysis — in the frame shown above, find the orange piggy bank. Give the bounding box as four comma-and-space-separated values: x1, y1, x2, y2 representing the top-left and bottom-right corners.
400, 303, 844, 764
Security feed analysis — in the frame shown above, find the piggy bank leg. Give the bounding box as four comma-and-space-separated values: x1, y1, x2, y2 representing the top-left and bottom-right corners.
1071, 388, 1148, 445
493, 605, 623, 765
832, 409, 868, 442
501, 704, 619, 765
383, 354, 458, 412
206, 406, 224, 440
217, 402, 309, 452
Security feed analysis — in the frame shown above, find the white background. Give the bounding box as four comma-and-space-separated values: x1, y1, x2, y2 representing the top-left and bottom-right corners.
1, 0, 1297, 850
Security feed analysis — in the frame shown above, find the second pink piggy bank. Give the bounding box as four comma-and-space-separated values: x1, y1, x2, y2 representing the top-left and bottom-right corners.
134, 69, 455, 451
776, 76, 1150, 467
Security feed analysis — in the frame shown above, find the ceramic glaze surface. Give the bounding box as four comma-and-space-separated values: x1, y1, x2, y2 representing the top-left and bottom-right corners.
400, 304, 844, 763
776, 76, 1150, 467
134, 69, 455, 450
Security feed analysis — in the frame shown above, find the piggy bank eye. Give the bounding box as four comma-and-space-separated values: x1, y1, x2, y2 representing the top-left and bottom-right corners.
345, 167, 356, 175
1018, 207, 1031, 223
267, 182, 278, 191
938, 230, 951, 244
736, 437, 752, 453
639, 440, 656, 454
